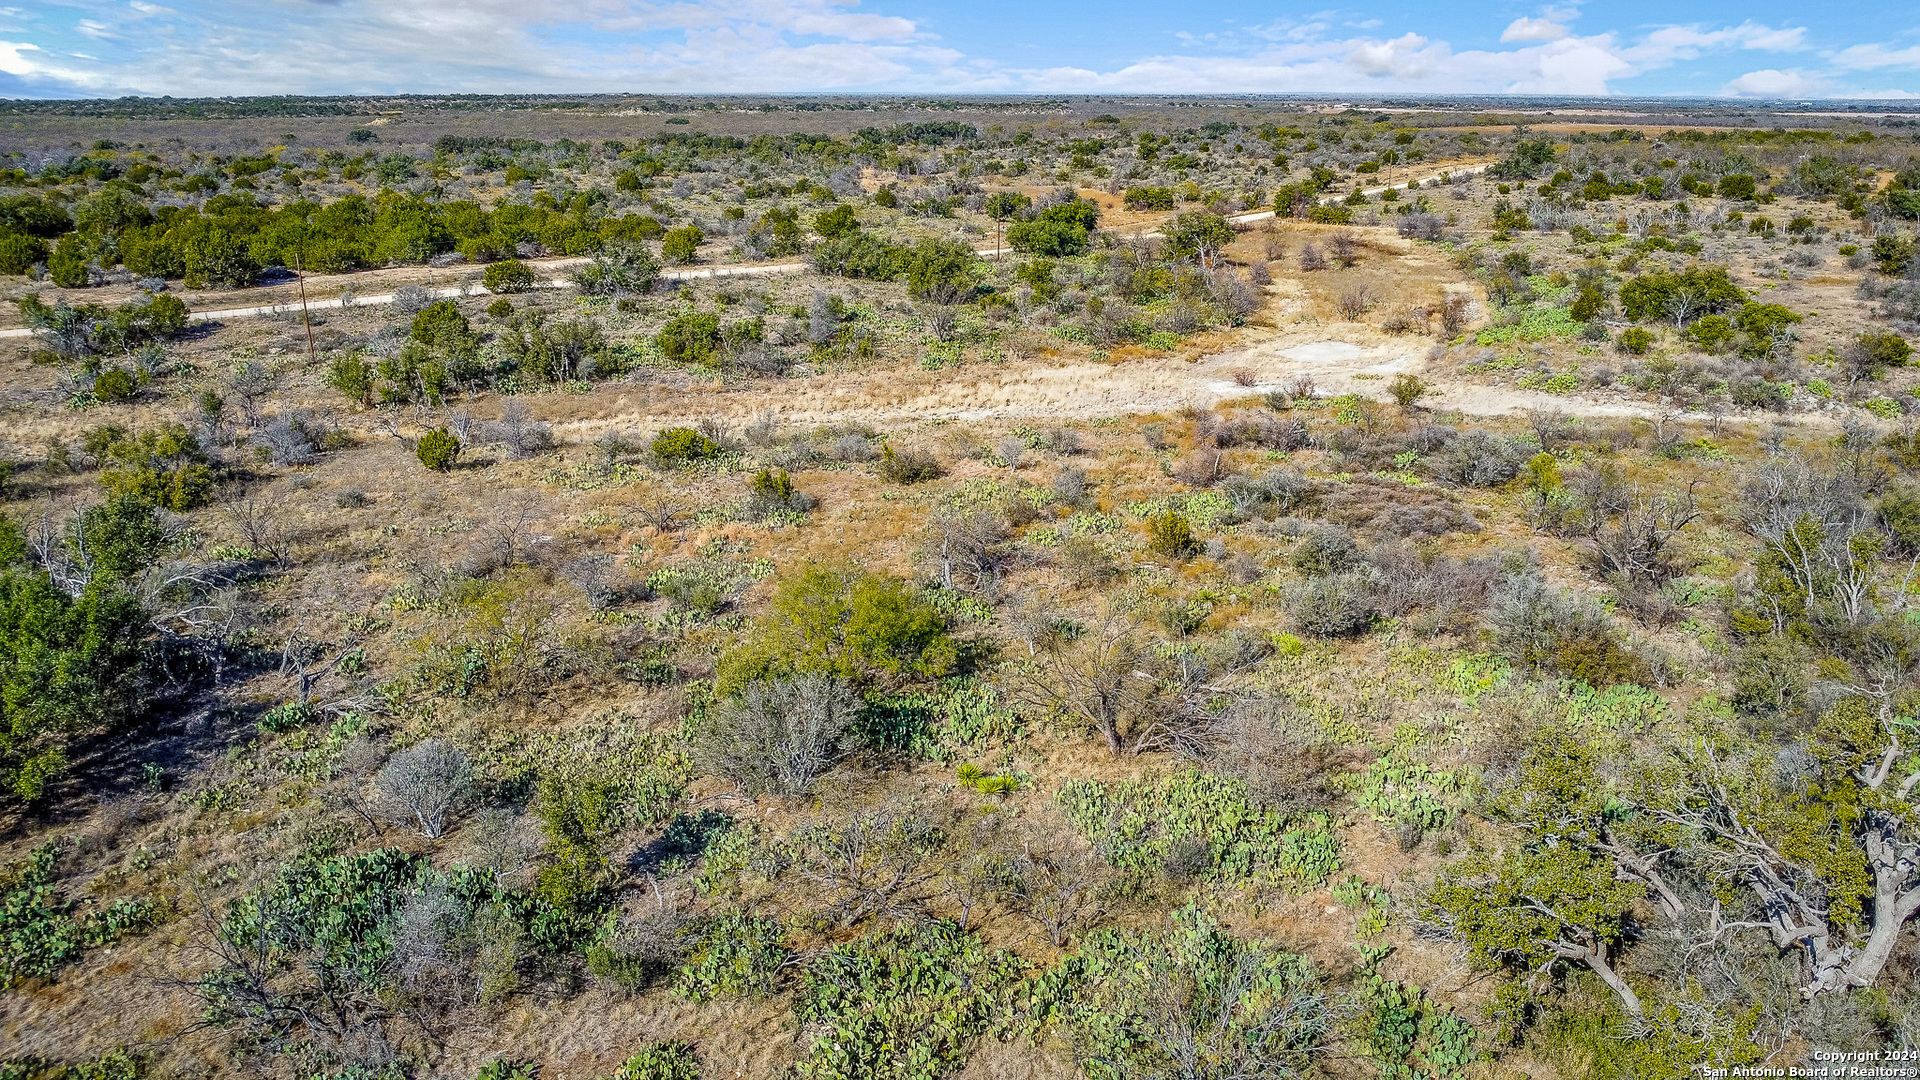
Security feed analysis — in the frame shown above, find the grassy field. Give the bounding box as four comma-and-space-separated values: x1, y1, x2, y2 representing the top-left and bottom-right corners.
1, 95, 1919, 1080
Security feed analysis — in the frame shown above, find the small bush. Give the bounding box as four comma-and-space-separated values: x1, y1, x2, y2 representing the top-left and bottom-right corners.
1489, 575, 1645, 686
1619, 326, 1653, 355
1290, 525, 1362, 577
1284, 572, 1375, 637
661, 226, 704, 264
689, 676, 860, 797
486, 298, 514, 318
416, 427, 461, 471
652, 427, 720, 463
92, 369, 137, 404
1434, 430, 1522, 487
483, 259, 535, 294
372, 738, 473, 838
876, 444, 943, 484
1146, 511, 1198, 559
1388, 372, 1427, 408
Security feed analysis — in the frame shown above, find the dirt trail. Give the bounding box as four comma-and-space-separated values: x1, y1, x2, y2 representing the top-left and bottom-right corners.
546, 325, 1723, 444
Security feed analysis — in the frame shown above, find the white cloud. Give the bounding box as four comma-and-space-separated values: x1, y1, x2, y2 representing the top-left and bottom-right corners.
1722, 68, 1827, 96
1831, 43, 1920, 71
0, 2, 1901, 102
1501, 17, 1568, 44
0, 38, 41, 75
1625, 21, 1806, 64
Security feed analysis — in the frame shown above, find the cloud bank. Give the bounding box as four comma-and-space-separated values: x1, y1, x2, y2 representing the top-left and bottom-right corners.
0, 0, 1911, 99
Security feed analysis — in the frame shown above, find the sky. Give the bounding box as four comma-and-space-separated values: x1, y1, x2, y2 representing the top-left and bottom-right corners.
0, 0, 1916, 101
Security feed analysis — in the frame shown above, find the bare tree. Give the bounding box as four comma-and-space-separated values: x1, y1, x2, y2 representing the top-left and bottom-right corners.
487, 400, 555, 460
224, 489, 293, 565
787, 802, 947, 928
688, 675, 859, 797
373, 739, 473, 839
1003, 615, 1150, 757
926, 509, 1014, 595
223, 361, 281, 429
1742, 454, 1881, 628
1007, 840, 1108, 947
631, 490, 691, 533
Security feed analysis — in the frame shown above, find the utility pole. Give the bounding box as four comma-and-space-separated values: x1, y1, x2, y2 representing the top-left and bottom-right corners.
294, 252, 316, 366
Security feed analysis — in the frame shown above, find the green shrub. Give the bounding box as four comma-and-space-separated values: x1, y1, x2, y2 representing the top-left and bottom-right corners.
1163, 210, 1234, 260
69, 493, 168, 584
416, 427, 461, 471
1006, 203, 1099, 257
713, 564, 954, 695
48, 236, 88, 288
483, 259, 535, 293
1685, 314, 1734, 351
0, 845, 163, 985
99, 463, 211, 511
1058, 768, 1340, 887
91, 369, 136, 404
794, 921, 1024, 1080
1619, 326, 1653, 354
1, 557, 153, 799
656, 313, 722, 365
1029, 907, 1329, 1080
410, 299, 472, 347
1145, 511, 1198, 559
1388, 372, 1428, 408
1618, 267, 1743, 323
1854, 331, 1913, 370
903, 237, 979, 300
651, 426, 720, 463
0, 233, 50, 275
661, 226, 704, 264
1124, 186, 1176, 211
486, 298, 514, 318
601, 1044, 700, 1080
875, 444, 943, 484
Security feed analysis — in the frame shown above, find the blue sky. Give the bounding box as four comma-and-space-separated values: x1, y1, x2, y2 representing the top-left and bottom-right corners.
0, 0, 1916, 100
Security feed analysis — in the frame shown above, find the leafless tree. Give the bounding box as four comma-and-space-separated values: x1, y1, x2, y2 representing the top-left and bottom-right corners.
1205, 696, 1343, 812
487, 400, 555, 460
1335, 285, 1375, 321
787, 802, 947, 928
631, 490, 691, 533
1007, 840, 1109, 947
927, 509, 1014, 594
223, 361, 281, 429
257, 413, 318, 465
373, 739, 473, 839
225, 489, 293, 565
1582, 481, 1702, 586
469, 492, 545, 573
557, 552, 623, 610
808, 289, 838, 345
1327, 231, 1360, 267
1742, 454, 1882, 627
688, 675, 859, 797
